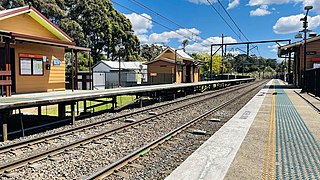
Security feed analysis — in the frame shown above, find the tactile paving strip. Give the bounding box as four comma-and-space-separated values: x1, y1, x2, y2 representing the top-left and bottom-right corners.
275, 80, 320, 180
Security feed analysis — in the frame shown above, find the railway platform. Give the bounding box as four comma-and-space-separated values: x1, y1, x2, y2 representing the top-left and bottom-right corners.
166, 79, 320, 180
0, 78, 254, 141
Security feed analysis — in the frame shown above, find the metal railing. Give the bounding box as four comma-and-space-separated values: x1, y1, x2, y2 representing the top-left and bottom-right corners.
0, 66, 12, 97
305, 68, 320, 97
66, 72, 92, 90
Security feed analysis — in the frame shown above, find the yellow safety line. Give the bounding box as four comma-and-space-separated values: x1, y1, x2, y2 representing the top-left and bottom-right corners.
263, 81, 276, 180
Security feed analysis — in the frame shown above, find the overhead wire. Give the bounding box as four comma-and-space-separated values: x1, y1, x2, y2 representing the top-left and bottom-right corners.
206, 0, 243, 41
216, 0, 263, 57
110, 0, 198, 44
127, 0, 203, 42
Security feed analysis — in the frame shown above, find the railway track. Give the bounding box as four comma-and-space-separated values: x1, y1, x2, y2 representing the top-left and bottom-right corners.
0, 81, 261, 177
0, 82, 251, 151
84, 80, 267, 179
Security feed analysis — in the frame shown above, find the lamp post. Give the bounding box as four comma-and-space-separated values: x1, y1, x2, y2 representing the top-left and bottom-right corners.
300, 5, 313, 92
115, 43, 125, 87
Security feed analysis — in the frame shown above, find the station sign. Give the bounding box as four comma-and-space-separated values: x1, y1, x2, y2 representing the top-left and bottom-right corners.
150, 73, 157, 77
306, 51, 317, 55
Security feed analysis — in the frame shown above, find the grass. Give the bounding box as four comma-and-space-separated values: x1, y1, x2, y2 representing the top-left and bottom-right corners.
37, 95, 136, 116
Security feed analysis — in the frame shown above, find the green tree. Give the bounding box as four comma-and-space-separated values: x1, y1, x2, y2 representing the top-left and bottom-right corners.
182, 39, 189, 51
140, 44, 164, 61
1, 0, 141, 65
190, 52, 222, 76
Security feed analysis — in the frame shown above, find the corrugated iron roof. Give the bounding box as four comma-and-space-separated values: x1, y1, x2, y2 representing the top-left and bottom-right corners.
100, 61, 147, 70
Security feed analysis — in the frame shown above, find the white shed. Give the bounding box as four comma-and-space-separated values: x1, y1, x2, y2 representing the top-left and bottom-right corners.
93, 61, 147, 89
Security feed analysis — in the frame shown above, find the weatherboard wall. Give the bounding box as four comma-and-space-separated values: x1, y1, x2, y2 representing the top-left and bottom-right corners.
13, 42, 65, 93
299, 40, 320, 70
0, 13, 59, 40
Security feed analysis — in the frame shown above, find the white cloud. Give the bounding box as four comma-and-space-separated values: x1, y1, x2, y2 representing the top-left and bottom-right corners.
248, 0, 320, 13
268, 43, 286, 53
248, 0, 291, 6
227, 0, 240, 9
273, 14, 320, 34
250, 5, 271, 16
186, 0, 217, 5
303, 0, 320, 13
124, 13, 152, 35
187, 0, 240, 9
142, 28, 202, 44
185, 36, 237, 53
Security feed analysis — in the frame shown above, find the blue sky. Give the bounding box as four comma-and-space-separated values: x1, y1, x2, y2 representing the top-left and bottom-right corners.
113, 0, 320, 59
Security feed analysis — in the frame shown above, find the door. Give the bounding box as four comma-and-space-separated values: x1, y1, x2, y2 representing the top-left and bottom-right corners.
186, 65, 191, 83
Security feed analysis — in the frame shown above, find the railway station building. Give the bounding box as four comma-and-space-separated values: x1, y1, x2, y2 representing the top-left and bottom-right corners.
0, 6, 89, 96
145, 47, 200, 84
278, 36, 320, 86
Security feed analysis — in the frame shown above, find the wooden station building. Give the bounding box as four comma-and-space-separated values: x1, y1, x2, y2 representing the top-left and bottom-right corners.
145, 47, 200, 84
0, 6, 89, 96
278, 36, 320, 86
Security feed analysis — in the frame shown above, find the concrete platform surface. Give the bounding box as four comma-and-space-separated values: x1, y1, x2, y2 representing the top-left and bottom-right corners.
0, 78, 253, 109
166, 79, 320, 180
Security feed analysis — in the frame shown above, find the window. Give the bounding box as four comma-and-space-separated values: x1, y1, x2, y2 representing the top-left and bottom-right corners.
20, 58, 44, 76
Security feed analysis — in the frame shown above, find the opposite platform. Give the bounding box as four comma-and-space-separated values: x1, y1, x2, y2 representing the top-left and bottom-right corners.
0, 78, 254, 110
166, 79, 320, 180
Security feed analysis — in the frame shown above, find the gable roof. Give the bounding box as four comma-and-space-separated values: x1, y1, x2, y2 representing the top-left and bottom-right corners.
144, 57, 176, 65
96, 61, 147, 70
0, 6, 73, 42
154, 47, 194, 61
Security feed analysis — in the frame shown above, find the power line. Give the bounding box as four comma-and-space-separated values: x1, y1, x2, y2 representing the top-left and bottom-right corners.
206, 0, 243, 41
217, 0, 248, 42
129, 0, 245, 49
216, 0, 263, 57
128, 0, 203, 42
111, 0, 196, 43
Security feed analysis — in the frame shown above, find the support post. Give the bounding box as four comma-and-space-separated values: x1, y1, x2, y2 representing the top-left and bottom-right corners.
221, 34, 224, 60
174, 50, 177, 83
70, 102, 75, 125
58, 103, 66, 119
210, 45, 213, 81
83, 100, 87, 114
157, 91, 162, 103
139, 95, 143, 108
75, 50, 78, 90
112, 96, 117, 111
71, 49, 74, 92
38, 105, 42, 120
288, 40, 292, 84
1, 110, 8, 141
4, 38, 11, 97
245, 43, 249, 76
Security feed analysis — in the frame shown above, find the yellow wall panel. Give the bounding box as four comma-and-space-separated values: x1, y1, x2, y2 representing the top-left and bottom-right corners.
0, 14, 59, 40
12, 42, 65, 93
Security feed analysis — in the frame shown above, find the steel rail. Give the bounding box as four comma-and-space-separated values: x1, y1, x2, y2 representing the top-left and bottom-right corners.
0, 81, 260, 173
85, 81, 267, 179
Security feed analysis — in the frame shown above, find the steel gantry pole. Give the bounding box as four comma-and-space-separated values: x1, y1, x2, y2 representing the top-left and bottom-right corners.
210, 45, 213, 80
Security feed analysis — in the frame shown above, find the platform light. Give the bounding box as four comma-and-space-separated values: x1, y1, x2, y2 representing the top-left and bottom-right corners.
300, 5, 313, 92
309, 32, 317, 37
295, 33, 303, 39
304, 6, 313, 10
